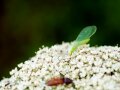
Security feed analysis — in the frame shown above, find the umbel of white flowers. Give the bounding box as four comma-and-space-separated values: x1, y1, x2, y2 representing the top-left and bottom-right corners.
0, 43, 120, 90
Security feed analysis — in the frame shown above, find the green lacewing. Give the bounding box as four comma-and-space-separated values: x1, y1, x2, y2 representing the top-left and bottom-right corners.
69, 26, 97, 55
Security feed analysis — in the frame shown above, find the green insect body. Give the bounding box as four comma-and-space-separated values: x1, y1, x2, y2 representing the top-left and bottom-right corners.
69, 26, 97, 55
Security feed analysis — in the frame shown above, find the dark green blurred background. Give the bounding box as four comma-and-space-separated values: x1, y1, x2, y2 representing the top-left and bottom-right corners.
0, 0, 120, 80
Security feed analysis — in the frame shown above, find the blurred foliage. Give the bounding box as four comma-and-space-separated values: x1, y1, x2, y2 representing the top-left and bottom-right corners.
0, 0, 120, 80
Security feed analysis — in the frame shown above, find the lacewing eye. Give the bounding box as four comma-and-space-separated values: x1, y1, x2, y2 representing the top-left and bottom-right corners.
69, 26, 97, 55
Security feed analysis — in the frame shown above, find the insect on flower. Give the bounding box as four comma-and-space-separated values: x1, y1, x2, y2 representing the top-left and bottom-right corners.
69, 25, 97, 55
46, 77, 73, 86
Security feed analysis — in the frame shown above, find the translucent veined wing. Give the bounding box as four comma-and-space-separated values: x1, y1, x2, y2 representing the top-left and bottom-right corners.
69, 26, 97, 55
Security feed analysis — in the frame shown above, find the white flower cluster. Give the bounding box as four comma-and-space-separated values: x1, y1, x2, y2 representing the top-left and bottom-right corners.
0, 43, 120, 90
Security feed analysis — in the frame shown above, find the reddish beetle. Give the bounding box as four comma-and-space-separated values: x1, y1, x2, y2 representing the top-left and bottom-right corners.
46, 77, 73, 86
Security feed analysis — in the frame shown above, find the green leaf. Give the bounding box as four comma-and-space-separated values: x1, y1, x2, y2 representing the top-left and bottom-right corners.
69, 26, 97, 55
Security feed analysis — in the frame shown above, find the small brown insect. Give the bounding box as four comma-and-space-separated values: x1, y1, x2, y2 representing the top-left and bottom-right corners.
46, 77, 73, 86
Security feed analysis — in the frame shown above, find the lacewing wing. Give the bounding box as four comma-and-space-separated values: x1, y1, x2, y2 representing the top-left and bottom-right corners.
69, 26, 97, 55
